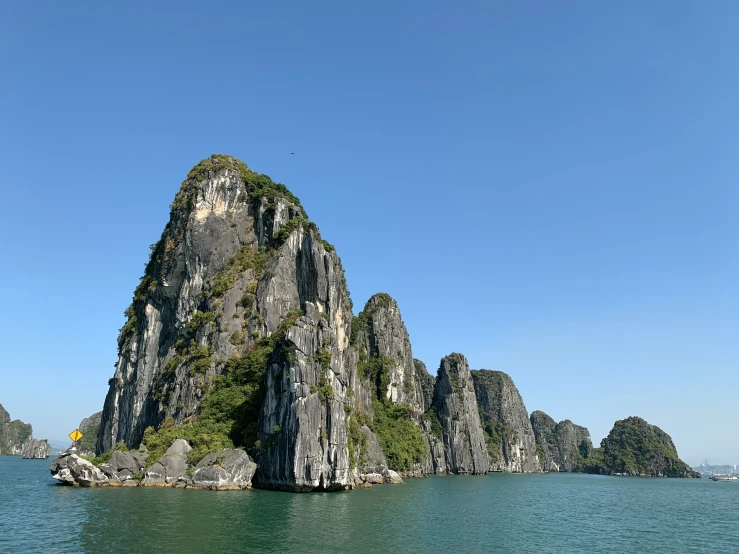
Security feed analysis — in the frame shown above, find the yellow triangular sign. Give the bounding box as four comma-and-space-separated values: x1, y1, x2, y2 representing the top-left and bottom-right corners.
69, 429, 83, 442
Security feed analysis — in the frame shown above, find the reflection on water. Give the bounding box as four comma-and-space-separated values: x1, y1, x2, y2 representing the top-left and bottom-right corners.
2, 458, 737, 553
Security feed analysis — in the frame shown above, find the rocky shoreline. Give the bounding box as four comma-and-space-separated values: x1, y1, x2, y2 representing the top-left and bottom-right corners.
50, 438, 404, 490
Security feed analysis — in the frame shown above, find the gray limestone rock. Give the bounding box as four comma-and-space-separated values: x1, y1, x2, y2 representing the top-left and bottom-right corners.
107, 450, 147, 479
414, 360, 435, 413
358, 425, 386, 473
530, 410, 593, 472
50, 454, 109, 486
471, 370, 540, 473
142, 439, 191, 486
192, 449, 257, 490
352, 294, 425, 413
430, 354, 489, 475
21, 439, 51, 459
384, 469, 404, 484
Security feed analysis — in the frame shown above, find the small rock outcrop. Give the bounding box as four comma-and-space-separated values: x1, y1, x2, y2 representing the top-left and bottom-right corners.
99, 450, 148, 484
192, 449, 257, 490
471, 370, 540, 473
142, 439, 192, 486
50, 454, 109, 486
596, 416, 700, 478
530, 411, 593, 472
21, 439, 51, 459
0, 404, 32, 456
428, 354, 488, 474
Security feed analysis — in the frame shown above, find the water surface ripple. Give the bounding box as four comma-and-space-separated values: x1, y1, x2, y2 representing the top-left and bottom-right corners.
1, 458, 736, 553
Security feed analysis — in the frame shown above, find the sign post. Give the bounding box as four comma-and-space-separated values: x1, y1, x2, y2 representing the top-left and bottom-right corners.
69, 429, 83, 450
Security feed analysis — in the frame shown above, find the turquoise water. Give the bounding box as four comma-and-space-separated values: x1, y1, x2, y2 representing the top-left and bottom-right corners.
1, 457, 737, 553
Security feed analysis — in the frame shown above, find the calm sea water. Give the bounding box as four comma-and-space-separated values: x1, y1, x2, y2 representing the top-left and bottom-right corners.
1, 457, 737, 553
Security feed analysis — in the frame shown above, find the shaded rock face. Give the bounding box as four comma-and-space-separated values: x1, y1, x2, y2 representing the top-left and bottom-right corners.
78, 412, 102, 455
598, 416, 700, 478
530, 411, 592, 472
430, 354, 488, 475
358, 425, 387, 473
0, 404, 32, 456
21, 439, 51, 459
193, 449, 257, 490
143, 439, 191, 486
352, 294, 425, 412
471, 371, 540, 473
50, 454, 109, 486
414, 360, 435, 413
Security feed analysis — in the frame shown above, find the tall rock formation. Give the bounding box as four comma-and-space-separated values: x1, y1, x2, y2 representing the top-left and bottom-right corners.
471, 370, 540, 473
428, 354, 489, 474
0, 404, 32, 455
596, 416, 699, 478
347, 293, 429, 475
98, 155, 363, 491
530, 410, 592, 472
351, 294, 425, 413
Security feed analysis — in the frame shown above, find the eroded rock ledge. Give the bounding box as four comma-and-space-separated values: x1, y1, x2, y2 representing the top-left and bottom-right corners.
50, 438, 403, 490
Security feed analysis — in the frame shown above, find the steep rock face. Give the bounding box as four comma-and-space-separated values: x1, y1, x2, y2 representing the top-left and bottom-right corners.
255, 303, 355, 491
430, 354, 488, 474
530, 411, 592, 472
414, 359, 435, 413
78, 412, 102, 455
471, 370, 540, 473
598, 416, 699, 478
0, 404, 33, 455
98, 155, 363, 492
347, 294, 431, 476
98, 156, 348, 455
21, 439, 51, 459
351, 294, 425, 412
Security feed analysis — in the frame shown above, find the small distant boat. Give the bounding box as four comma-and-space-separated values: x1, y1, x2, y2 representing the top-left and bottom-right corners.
710, 474, 739, 482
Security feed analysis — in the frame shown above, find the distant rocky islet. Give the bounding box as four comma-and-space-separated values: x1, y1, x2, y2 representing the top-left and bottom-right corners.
0, 404, 51, 459
47, 155, 698, 489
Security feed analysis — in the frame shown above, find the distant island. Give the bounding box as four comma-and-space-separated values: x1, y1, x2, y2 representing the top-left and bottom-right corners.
50, 155, 699, 489
0, 404, 51, 459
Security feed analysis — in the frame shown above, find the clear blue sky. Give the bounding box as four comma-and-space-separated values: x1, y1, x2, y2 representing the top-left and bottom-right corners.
1, 1, 736, 465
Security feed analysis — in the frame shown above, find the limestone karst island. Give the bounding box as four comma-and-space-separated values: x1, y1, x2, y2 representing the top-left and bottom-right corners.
44, 155, 699, 490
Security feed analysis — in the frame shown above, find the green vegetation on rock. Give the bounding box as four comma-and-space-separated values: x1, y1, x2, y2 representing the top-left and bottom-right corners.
141, 310, 304, 466
592, 416, 698, 477
370, 399, 427, 472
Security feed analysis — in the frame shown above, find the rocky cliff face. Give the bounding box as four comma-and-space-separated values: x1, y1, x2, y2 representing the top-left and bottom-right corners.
78, 412, 102, 455
0, 404, 33, 455
414, 359, 435, 413
530, 410, 592, 472
351, 294, 425, 413
471, 371, 540, 473
21, 439, 51, 459
597, 416, 699, 478
98, 155, 368, 491
428, 354, 489, 474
